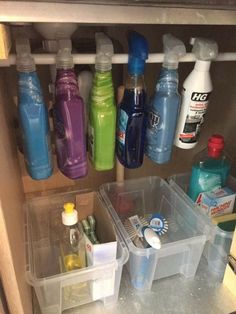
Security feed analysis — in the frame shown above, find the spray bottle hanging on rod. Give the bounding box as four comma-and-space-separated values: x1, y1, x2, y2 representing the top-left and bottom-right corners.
145, 33, 186, 164
53, 39, 87, 179
174, 37, 218, 149
116, 31, 149, 169
88, 32, 116, 171
16, 38, 53, 180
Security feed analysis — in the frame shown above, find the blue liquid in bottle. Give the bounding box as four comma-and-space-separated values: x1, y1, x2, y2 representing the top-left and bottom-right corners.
145, 68, 180, 164
16, 38, 53, 180
18, 72, 53, 180
117, 86, 147, 168
116, 31, 148, 169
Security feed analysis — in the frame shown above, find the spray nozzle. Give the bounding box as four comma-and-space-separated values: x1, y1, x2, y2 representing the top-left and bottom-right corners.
16, 38, 35, 72
191, 37, 218, 61
162, 33, 186, 69
128, 31, 149, 75
56, 39, 73, 69
95, 32, 114, 72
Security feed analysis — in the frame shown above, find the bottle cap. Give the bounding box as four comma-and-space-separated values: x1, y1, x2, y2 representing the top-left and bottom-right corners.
128, 31, 148, 75
208, 134, 224, 158
162, 33, 186, 69
95, 32, 114, 72
191, 37, 218, 61
62, 202, 78, 226
56, 39, 73, 69
16, 38, 35, 72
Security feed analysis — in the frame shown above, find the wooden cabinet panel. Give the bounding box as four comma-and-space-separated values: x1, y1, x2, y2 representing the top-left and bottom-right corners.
0, 71, 32, 314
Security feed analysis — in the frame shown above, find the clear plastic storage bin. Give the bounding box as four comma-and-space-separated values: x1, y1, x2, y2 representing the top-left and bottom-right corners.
100, 176, 206, 291
25, 190, 129, 314
169, 172, 236, 279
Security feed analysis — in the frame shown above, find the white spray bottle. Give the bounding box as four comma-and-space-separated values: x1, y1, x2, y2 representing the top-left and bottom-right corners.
174, 37, 218, 149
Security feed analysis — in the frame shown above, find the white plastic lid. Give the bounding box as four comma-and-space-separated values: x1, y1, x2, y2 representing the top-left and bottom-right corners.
143, 227, 161, 249
16, 38, 35, 72
62, 203, 78, 226
163, 33, 186, 69
95, 32, 114, 72
191, 37, 218, 61
56, 39, 73, 69
34, 23, 77, 40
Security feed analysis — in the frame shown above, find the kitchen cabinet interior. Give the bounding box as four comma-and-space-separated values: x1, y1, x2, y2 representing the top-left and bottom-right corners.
1, 2, 236, 313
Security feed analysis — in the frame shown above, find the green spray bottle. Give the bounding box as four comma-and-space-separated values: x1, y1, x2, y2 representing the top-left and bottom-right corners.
88, 33, 116, 170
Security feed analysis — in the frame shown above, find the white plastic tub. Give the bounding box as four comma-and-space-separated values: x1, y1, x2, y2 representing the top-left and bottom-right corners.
100, 176, 206, 291
25, 190, 129, 314
169, 172, 236, 279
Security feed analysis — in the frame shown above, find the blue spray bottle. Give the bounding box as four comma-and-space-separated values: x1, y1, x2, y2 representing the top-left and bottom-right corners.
16, 38, 53, 179
116, 32, 148, 168
145, 34, 186, 164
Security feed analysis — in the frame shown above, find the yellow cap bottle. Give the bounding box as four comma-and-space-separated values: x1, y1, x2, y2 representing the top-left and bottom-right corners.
62, 202, 78, 226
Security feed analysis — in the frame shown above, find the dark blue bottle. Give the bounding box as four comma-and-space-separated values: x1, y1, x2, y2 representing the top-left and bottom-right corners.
116, 32, 148, 168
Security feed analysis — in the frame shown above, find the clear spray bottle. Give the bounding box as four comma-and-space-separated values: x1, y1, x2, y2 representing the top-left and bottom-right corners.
145, 33, 186, 164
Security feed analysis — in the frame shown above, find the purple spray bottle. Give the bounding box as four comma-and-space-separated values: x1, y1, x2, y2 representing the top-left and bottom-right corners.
54, 39, 87, 179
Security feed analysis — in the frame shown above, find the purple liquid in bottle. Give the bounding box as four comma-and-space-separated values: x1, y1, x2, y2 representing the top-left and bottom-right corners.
54, 69, 87, 179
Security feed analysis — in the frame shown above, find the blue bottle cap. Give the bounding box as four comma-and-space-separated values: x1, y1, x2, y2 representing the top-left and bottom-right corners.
128, 32, 149, 75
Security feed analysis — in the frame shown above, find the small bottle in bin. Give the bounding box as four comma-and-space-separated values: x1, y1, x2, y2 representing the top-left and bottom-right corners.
188, 134, 231, 202
60, 202, 86, 272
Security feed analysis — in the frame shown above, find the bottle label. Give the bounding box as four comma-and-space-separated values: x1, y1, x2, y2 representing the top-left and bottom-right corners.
179, 90, 211, 144
88, 123, 94, 160
117, 109, 128, 145
148, 111, 160, 129
53, 108, 65, 139
128, 215, 144, 238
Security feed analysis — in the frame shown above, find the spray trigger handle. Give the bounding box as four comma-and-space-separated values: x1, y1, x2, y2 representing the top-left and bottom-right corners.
191, 37, 218, 61
163, 33, 186, 69
95, 32, 114, 71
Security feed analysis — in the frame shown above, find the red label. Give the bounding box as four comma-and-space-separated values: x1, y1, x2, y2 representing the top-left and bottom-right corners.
86, 243, 92, 252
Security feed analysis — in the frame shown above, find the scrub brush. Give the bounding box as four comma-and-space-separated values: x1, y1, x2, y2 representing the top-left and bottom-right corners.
148, 213, 168, 235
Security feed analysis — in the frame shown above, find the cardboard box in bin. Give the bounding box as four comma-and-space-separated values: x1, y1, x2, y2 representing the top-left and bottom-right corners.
76, 192, 117, 300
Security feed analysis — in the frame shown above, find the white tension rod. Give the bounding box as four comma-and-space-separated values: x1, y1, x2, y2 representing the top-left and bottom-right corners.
0, 52, 236, 66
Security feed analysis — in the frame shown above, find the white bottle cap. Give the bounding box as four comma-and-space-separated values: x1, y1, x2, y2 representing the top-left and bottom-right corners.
62, 202, 78, 226
16, 38, 35, 72
56, 39, 73, 69
95, 32, 114, 72
143, 227, 161, 249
